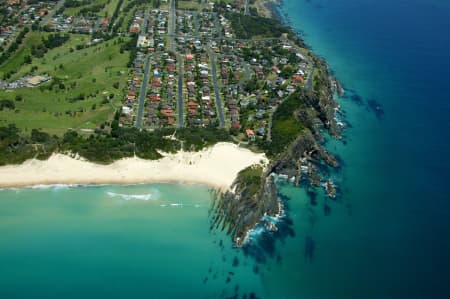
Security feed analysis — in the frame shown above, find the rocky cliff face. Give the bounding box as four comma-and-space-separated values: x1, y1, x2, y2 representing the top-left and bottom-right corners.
210, 166, 279, 246
311, 57, 341, 138
270, 132, 338, 184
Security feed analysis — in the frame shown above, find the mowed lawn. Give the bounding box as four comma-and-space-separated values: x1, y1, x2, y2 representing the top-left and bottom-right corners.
0, 32, 131, 135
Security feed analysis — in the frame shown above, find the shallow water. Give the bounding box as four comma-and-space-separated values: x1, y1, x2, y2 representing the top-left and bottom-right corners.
0, 184, 265, 298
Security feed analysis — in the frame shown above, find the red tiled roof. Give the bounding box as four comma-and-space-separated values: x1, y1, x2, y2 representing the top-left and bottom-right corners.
162, 109, 175, 117
187, 101, 199, 108
246, 129, 255, 136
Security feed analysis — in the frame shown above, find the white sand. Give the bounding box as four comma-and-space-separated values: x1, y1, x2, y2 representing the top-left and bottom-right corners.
0, 142, 267, 191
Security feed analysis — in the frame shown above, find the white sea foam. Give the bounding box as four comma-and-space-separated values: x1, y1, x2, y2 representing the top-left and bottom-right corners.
107, 191, 155, 201
28, 184, 77, 190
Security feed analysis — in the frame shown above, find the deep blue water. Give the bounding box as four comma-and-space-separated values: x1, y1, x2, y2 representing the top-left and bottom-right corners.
263, 0, 450, 297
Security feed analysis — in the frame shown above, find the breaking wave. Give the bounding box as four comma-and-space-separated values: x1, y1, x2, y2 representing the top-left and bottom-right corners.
106, 190, 159, 201
28, 184, 78, 190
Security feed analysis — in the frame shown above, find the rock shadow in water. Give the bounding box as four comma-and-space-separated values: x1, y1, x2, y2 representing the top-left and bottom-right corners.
232, 256, 239, 267
304, 236, 316, 263
252, 264, 259, 274
307, 188, 318, 206
324, 201, 332, 216
344, 89, 364, 106
367, 99, 384, 120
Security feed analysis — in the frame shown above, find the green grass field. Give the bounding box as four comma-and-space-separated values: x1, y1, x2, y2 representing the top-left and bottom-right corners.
0, 32, 42, 79
0, 32, 131, 135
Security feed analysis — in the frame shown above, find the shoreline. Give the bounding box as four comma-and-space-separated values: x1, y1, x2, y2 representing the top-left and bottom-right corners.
0, 142, 267, 191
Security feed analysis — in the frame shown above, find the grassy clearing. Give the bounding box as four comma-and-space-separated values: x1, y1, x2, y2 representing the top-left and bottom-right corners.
0, 34, 131, 135
178, 1, 203, 10
236, 164, 264, 195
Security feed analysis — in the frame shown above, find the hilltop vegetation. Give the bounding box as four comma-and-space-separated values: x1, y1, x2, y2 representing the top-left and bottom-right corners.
225, 12, 289, 39
266, 90, 305, 155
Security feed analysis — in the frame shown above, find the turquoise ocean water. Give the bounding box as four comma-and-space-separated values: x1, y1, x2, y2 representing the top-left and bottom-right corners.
1, 0, 450, 298
0, 184, 265, 298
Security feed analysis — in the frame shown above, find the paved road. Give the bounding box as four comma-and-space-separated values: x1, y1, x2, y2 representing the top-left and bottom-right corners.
169, 0, 176, 53
40, 0, 65, 27
305, 66, 315, 93
213, 12, 222, 39
177, 53, 184, 128
160, 34, 282, 43
141, 9, 149, 36
243, 61, 251, 82
193, 12, 200, 39
267, 108, 274, 142
135, 55, 151, 129
208, 49, 225, 128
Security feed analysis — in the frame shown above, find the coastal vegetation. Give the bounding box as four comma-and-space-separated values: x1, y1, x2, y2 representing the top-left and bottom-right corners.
0, 123, 232, 165
0, 125, 58, 165
61, 127, 179, 162
176, 127, 232, 151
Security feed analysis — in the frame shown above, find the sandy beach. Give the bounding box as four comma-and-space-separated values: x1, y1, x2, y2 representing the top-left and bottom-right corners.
0, 142, 267, 191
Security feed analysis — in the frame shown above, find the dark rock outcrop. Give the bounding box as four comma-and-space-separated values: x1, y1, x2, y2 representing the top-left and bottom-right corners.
210, 166, 279, 246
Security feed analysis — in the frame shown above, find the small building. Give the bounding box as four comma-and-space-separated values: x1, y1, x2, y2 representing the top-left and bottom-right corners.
26, 75, 50, 86
122, 106, 132, 115
293, 74, 304, 84
246, 129, 255, 141
257, 127, 266, 136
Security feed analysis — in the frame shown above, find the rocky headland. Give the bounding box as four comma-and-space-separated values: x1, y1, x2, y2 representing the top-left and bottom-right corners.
212, 57, 342, 246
